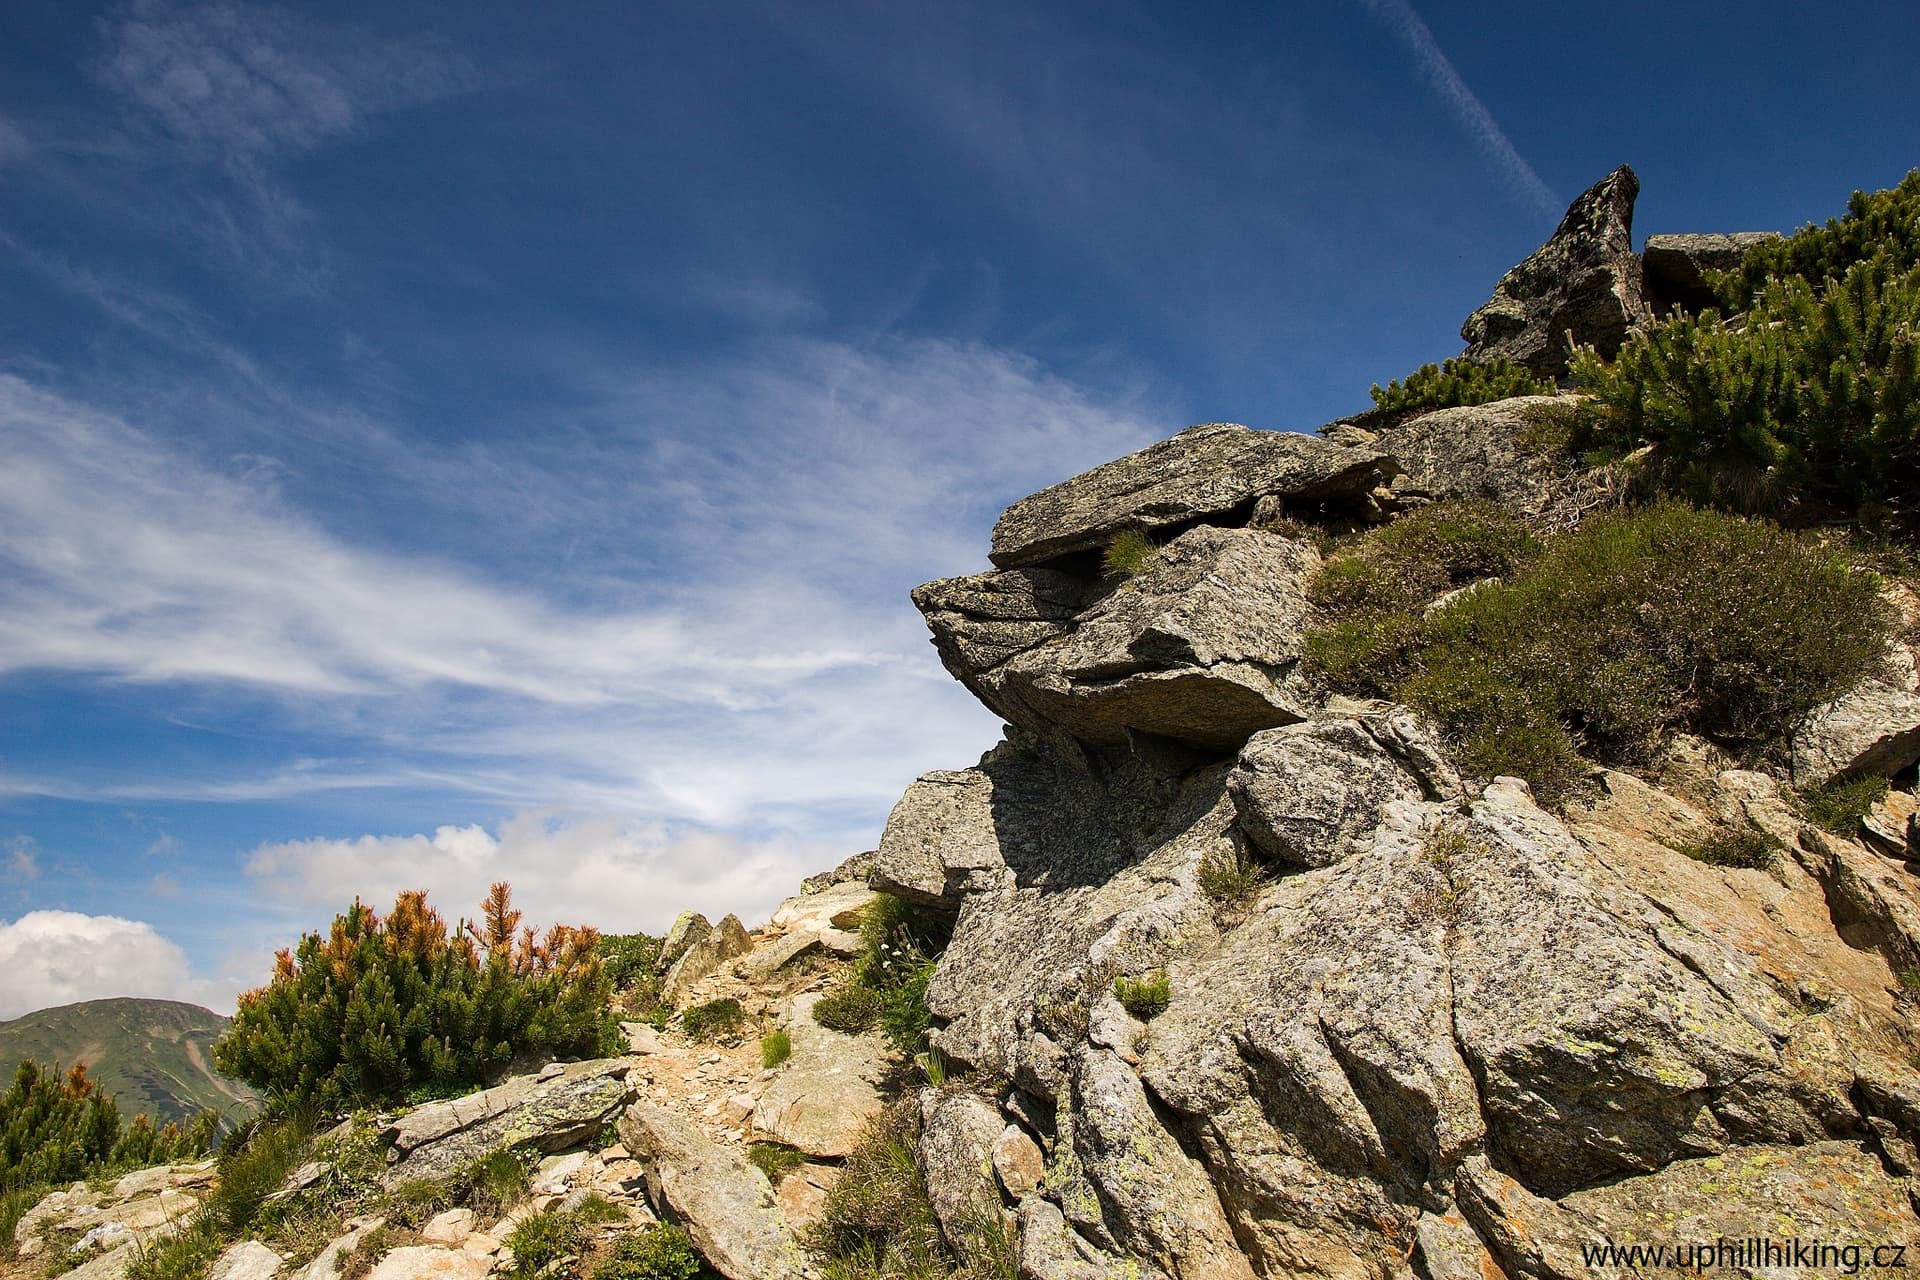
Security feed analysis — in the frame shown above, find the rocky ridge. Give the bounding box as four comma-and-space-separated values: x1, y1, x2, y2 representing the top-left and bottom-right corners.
13, 169, 1920, 1280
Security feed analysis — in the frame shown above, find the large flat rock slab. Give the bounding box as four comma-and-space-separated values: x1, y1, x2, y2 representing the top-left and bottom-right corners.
752, 992, 892, 1158
383, 1059, 634, 1185
618, 1102, 806, 1280
988, 422, 1385, 569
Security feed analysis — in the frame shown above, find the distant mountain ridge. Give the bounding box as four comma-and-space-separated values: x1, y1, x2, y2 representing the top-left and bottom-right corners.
0, 997, 258, 1127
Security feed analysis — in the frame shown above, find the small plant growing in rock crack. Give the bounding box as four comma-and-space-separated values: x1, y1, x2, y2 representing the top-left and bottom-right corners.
759, 1028, 792, 1069
1677, 825, 1782, 872
680, 997, 747, 1043
1408, 829, 1472, 927
747, 1142, 808, 1184
1113, 973, 1171, 1020
1102, 527, 1157, 580
1801, 774, 1893, 833
1197, 846, 1270, 913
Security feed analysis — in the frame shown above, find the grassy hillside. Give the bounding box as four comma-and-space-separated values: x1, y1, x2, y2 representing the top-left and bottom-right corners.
0, 998, 257, 1128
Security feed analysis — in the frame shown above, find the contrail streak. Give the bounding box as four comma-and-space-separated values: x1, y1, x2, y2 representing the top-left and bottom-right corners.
1356, 0, 1562, 217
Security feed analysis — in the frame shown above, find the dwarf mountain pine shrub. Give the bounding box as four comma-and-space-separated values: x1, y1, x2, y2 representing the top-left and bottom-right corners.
1573, 172, 1920, 528
1369, 355, 1555, 415
214, 883, 616, 1113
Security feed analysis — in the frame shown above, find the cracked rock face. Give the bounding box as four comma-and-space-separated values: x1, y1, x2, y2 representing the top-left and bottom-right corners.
1462, 165, 1652, 376
888, 409, 1920, 1278
917, 524, 1322, 751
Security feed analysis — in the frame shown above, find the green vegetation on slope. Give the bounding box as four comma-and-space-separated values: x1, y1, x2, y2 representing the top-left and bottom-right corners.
812, 893, 951, 1057
1305, 501, 1892, 804
0, 998, 258, 1130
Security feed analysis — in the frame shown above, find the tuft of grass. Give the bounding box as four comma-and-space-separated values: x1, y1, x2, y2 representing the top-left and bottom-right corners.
1113, 973, 1170, 1021
1801, 774, 1893, 833
504, 1196, 624, 1279
1197, 846, 1269, 911
1678, 826, 1782, 872
759, 1029, 792, 1069
806, 1104, 952, 1280
813, 985, 885, 1035
746, 1142, 808, 1184
1102, 528, 1157, 580
465, 1146, 535, 1219
337, 1225, 389, 1280
591, 1225, 707, 1280
680, 998, 748, 1043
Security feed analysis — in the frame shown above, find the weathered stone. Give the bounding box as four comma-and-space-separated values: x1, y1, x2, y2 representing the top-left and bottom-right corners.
873, 769, 1014, 908
663, 914, 753, 1003
622, 1022, 665, 1054
799, 849, 875, 895
988, 422, 1387, 569
1364, 395, 1575, 515
420, 1209, 475, 1246
209, 1241, 283, 1280
1642, 231, 1781, 312
917, 1092, 1004, 1248
364, 1247, 492, 1280
767, 880, 876, 934
384, 1059, 634, 1186
1228, 719, 1425, 867
617, 1103, 805, 1280
1462, 165, 1651, 376
752, 992, 891, 1158
991, 1125, 1046, 1199
774, 1166, 833, 1231
921, 526, 1322, 751
64, 1246, 135, 1280
1017, 1200, 1166, 1280
298, 1218, 386, 1280
1412, 1208, 1502, 1280
1792, 675, 1920, 788
659, 913, 712, 970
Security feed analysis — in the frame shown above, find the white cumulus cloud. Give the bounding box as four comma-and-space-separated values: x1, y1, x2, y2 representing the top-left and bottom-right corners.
0, 910, 210, 1020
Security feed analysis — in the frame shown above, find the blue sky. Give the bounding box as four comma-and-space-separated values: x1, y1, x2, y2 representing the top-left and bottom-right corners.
0, 0, 1914, 1018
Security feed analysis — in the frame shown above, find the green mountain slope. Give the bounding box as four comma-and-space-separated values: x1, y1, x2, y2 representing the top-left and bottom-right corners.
0, 998, 259, 1128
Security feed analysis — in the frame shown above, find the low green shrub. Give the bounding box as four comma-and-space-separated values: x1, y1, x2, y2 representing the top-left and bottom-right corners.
812, 894, 953, 1056
592, 1225, 707, 1280
1113, 974, 1170, 1021
680, 998, 747, 1043
1678, 827, 1782, 872
505, 1196, 625, 1278
1309, 503, 1893, 805
747, 1142, 808, 1184
215, 882, 616, 1114
1369, 355, 1555, 416
1802, 775, 1894, 833
1716, 171, 1920, 312
760, 1029, 792, 1069
1102, 528, 1157, 580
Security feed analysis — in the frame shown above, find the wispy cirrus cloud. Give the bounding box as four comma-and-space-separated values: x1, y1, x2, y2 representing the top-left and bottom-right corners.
91, 0, 491, 160
1354, 0, 1560, 217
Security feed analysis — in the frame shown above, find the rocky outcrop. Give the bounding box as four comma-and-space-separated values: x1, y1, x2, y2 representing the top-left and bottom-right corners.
987, 422, 1387, 568
663, 914, 753, 1003
383, 1059, 635, 1185
12, 1159, 213, 1259
1462, 165, 1651, 376
919, 524, 1322, 751
1642, 230, 1782, 313
1328, 395, 1576, 517
873, 396, 1920, 1278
